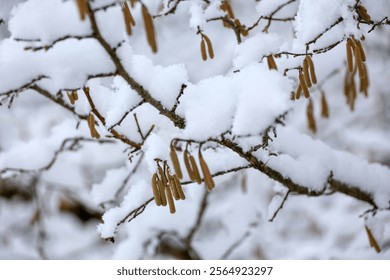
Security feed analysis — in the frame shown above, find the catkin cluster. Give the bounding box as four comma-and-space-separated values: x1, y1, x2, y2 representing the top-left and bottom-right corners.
344, 36, 368, 110
296, 56, 317, 100
356, 4, 372, 23
170, 142, 215, 192
151, 161, 185, 214
200, 34, 214, 61
75, 0, 157, 53
220, 1, 248, 35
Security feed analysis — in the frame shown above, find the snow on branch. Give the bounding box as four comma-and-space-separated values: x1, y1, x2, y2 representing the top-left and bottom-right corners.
1, 0, 390, 258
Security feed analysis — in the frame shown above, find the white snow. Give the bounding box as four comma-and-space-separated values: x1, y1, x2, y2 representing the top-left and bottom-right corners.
97, 179, 151, 239
178, 75, 237, 140
232, 63, 292, 135
233, 33, 283, 69
129, 55, 188, 110
267, 126, 390, 207
9, 0, 91, 43
1, 0, 390, 260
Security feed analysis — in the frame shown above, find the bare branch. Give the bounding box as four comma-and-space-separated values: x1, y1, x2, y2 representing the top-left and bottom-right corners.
31, 85, 88, 120
220, 216, 261, 259
0, 137, 115, 178
83, 88, 142, 149
0, 76, 48, 97
86, 3, 186, 129
24, 35, 94, 51
268, 190, 290, 222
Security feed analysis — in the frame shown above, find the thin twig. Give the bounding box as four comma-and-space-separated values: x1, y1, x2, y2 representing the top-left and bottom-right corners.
268, 190, 290, 222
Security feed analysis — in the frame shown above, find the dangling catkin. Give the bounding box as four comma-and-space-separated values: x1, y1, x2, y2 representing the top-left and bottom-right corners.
122, 1, 136, 35
320, 91, 329, 118
173, 174, 185, 200
88, 113, 100, 139
356, 40, 366, 61
158, 165, 168, 187
76, 0, 88, 21
170, 144, 183, 179
202, 34, 214, 59
303, 58, 312, 88
198, 150, 215, 191
306, 56, 317, 84
184, 150, 195, 181
365, 225, 381, 253
299, 72, 310, 98
306, 99, 317, 134
165, 186, 176, 214
189, 155, 202, 184
360, 64, 369, 96
267, 55, 278, 71
346, 39, 354, 72
349, 76, 357, 111
169, 176, 180, 200
295, 84, 302, 100
157, 178, 167, 206
152, 173, 162, 206
354, 43, 366, 80
142, 5, 158, 53
200, 39, 207, 61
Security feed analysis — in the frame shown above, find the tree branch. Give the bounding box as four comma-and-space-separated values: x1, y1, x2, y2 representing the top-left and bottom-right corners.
87, 3, 186, 129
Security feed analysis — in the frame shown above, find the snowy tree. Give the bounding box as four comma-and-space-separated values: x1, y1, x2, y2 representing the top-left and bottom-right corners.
0, 0, 390, 259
